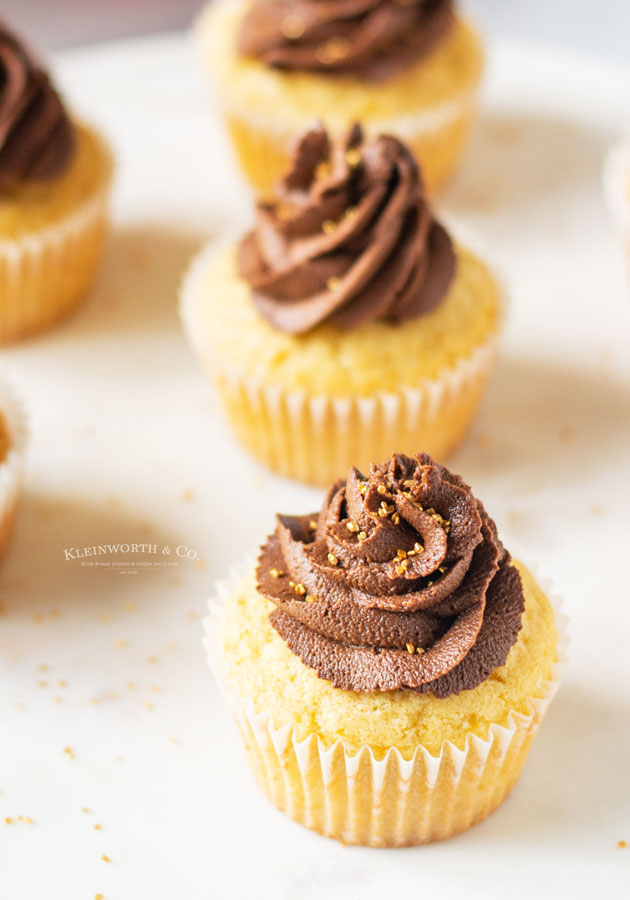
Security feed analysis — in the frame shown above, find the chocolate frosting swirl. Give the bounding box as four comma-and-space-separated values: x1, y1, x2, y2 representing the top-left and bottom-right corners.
257, 453, 524, 696
0, 22, 76, 191
238, 0, 454, 81
237, 124, 455, 334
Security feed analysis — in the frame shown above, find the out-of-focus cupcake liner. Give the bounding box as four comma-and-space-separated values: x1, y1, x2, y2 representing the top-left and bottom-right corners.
0, 131, 113, 343
180, 240, 502, 487
221, 93, 478, 197
603, 136, 630, 285
204, 566, 568, 847
0, 377, 28, 559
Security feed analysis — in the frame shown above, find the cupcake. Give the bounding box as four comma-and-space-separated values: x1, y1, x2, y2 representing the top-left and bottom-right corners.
180, 124, 501, 486
0, 379, 27, 560
205, 452, 563, 847
603, 135, 630, 287
196, 0, 484, 196
0, 22, 114, 342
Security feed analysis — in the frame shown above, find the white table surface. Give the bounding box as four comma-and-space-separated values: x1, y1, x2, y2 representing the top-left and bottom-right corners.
0, 32, 629, 900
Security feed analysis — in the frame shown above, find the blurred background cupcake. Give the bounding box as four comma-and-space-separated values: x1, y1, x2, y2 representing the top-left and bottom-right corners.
180, 123, 501, 485
0, 21, 114, 342
604, 134, 630, 289
0, 377, 27, 561
206, 452, 564, 846
196, 0, 485, 197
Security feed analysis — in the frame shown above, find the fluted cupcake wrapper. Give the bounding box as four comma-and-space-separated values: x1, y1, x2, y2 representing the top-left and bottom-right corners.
603, 136, 630, 289
204, 568, 568, 848
0, 131, 113, 343
0, 377, 27, 559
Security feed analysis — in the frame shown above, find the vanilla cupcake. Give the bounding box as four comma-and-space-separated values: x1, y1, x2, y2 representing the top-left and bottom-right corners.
206, 452, 563, 847
0, 379, 27, 560
0, 23, 113, 342
196, 0, 484, 196
181, 124, 501, 486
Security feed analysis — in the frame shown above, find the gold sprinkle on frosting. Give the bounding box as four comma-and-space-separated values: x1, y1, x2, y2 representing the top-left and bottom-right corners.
317, 36, 350, 63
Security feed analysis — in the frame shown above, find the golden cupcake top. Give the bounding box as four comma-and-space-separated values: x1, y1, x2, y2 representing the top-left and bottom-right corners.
238, 123, 456, 333
238, 0, 455, 81
257, 452, 525, 696
0, 20, 76, 191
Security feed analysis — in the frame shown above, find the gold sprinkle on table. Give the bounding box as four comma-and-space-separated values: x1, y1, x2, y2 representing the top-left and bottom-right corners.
64, 747, 75, 760
101, 854, 111, 864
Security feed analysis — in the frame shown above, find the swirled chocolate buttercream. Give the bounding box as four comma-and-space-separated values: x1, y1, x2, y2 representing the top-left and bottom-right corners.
0, 22, 76, 190
237, 124, 455, 334
239, 0, 454, 81
257, 453, 524, 696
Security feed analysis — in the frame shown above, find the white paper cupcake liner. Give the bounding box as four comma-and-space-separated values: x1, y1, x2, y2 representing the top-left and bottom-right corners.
203, 565, 568, 847
0, 128, 113, 342
0, 377, 28, 558
180, 238, 503, 486
603, 135, 630, 286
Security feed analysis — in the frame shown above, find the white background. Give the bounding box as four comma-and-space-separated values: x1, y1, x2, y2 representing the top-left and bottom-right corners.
0, 12, 629, 900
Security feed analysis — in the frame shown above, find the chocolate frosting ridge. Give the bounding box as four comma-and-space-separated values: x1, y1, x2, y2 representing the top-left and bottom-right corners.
239, 0, 454, 81
257, 453, 525, 696
237, 124, 455, 334
0, 22, 76, 191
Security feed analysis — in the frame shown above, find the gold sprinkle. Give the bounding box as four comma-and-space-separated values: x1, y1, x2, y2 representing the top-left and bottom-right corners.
38, 680, 47, 689
280, 13, 305, 39
54, 696, 63, 704
38, 664, 48, 673
403, 480, 415, 488
392, 514, 401, 525
315, 159, 331, 181
406, 643, 414, 654
145, 701, 154, 710
82, 807, 90, 813
64, 746, 75, 759
344, 206, 358, 219
357, 531, 367, 541
96, 894, 105, 900
345, 147, 361, 166
416, 646, 425, 655
346, 521, 359, 532
269, 568, 280, 579
396, 564, 407, 576
378, 508, 388, 518
309, 520, 318, 530
322, 219, 337, 235
4, 817, 12, 824
305, 595, 318, 603
427, 580, 434, 587
101, 854, 110, 863
377, 484, 387, 494
618, 840, 627, 848
396, 549, 407, 559
94, 824, 102, 831
439, 566, 448, 574
317, 36, 350, 63
327, 553, 338, 566
295, 583, 306, 596
327, 276, 341, 291
414, 543, 424, 553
